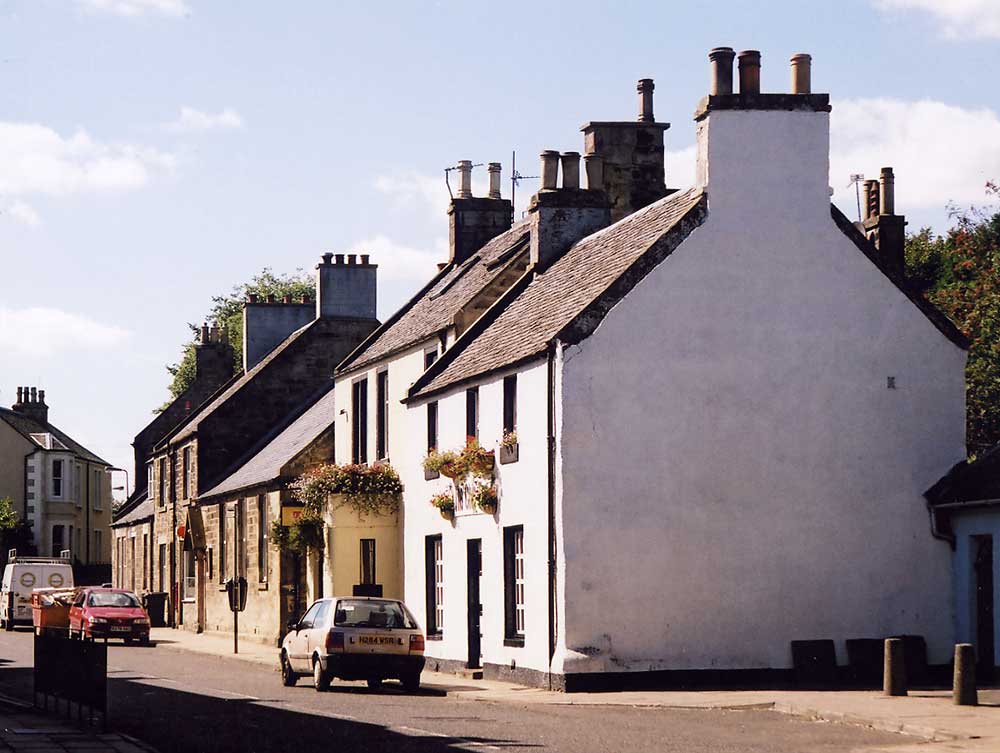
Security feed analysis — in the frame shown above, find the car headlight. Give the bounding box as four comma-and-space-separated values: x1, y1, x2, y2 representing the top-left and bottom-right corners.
88, 616, 107, 624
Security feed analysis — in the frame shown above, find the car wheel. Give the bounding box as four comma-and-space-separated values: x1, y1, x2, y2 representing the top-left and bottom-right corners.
280, 653, 297, 687
312, 658, 330, 692
139, 635, 150, 646
401, 673, 421, 693
366, 678, 383, 690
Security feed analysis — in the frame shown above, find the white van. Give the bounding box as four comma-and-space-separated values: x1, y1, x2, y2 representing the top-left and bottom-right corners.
1, 550, 74, 629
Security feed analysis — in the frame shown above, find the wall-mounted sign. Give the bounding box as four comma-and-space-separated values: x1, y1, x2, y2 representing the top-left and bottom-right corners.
176, 525, 187, 539
281, 506, 303, 526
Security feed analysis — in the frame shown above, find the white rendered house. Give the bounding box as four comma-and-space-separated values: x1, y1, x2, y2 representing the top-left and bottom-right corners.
341, 50, 968, 690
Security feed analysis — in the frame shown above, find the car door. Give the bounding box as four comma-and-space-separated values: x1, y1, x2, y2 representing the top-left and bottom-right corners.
305, 600, 331, 660
69, 590, 87, 633
289, 601, 320, 671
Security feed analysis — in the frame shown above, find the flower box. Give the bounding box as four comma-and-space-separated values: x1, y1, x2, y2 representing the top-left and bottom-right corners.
499, 443, 519, 465
424, 468, 440, 481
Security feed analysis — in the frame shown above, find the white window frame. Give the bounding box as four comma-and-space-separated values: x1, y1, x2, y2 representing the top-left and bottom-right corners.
514, 529, 525, 635
434, 538, 444, 632
51, 458, 64, 499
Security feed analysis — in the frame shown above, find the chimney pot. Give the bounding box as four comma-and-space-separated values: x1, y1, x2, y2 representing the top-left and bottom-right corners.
737, 49, 761, 95
300, 293, 310, 304
30, 387, 37, 403
38, 389, 45, 404
360, 254, 370, 265
864, 180, 879, 221
456, 160, 473, 199
880, 167, 895, 215
201, 323, 210, 343
321, 252, 333, 265
709, 47, 736, 95
637, 78, 655, 123
790, 53, 812, 94
561, 152, 581, 189
540, 150, 560, 190
282, 295, 292, 304
248, 294, 258, 304
487, 162, 502, 199
265, 294, 276, 304
584, 153, 604, 191
335, 253, 345, 265
15, 387, 22, 405
347, 254, 357, 265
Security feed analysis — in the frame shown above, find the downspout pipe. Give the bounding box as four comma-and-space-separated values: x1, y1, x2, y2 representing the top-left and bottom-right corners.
546, 341, 558, 690
926, 497, 956, 549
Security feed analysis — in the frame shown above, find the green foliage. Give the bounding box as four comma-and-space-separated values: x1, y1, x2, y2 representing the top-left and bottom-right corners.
164, 268, 313, 404
905, 183, 1000, 456
291, 463, 402, 518
0, 497, 18, 529
429, 492, 454, 514
0, 497, 34, 555
270, 511, 326, 554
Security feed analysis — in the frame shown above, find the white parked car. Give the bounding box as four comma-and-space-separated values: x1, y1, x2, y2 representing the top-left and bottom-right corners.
280, 597, 425, 692
1, 553, 74, 629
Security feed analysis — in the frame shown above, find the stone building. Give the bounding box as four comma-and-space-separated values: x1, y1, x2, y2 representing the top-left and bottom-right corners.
119, 253, 379, 631
0, 387, 112, 571
338, 50, 968, 689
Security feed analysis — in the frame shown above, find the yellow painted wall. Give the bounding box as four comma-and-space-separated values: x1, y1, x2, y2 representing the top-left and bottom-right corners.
323, 495, 402, 601
0, 422, 32, 510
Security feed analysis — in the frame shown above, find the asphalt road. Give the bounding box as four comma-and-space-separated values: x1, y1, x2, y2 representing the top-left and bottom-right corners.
0, 629, 910, 753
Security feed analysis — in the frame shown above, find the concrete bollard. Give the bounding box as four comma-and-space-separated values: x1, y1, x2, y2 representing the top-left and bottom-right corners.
883, 638, 907, 696
953, 643, 978, 706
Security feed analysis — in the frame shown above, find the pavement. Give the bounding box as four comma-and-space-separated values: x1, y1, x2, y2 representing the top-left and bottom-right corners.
0, 692, 155, 753
151, 627, 1000, 751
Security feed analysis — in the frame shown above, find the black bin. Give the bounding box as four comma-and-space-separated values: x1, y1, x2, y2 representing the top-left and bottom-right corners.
143, 592, 168, 628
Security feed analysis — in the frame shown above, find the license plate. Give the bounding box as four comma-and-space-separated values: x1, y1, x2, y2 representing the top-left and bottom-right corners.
110, 626, 131, 633
358, 635, 396, 646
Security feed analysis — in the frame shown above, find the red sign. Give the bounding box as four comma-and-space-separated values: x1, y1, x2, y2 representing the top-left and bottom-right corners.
176, 525, 187, 539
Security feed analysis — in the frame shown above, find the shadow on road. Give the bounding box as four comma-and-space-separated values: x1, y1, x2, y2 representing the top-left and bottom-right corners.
0, 659, 532, 753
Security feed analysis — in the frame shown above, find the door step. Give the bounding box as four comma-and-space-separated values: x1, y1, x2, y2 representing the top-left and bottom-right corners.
457, 668, 483, 680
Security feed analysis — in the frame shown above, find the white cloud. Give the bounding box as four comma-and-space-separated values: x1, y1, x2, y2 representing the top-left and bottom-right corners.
874, 0, 1000, 39
830, 98, 1000, 211
374, 171, 450, 213
345, 235, 446, 283
5, 201, 40, 226
0, 307, 130, 358
78, 0, 189, 17
165, 107, 244, 133
0, 122, 175, 198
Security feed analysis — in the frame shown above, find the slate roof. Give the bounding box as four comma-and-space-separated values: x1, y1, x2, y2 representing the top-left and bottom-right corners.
408, 188, 707, 400
162, 319, 318, 447
198, 384, 337, 500
925, 443, 1000, 507
337, 222, 531, 375
111, 492, 153, 528
0, 407, 109, 465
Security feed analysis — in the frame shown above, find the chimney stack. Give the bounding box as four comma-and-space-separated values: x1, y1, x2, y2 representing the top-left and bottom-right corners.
637, 78, 655, 123
13, 386, 49, 424
456, 160, 473, 199
709, 47, 735, 95
487, 162, 502, 199
560, 152, 581, 189
314, 251, 377, 322
862, 167, 906, 275
790, 53, 812, 95
582, 78, 669, 222
447, 158, 512, 264
738, 50, 761, 94
528, 149, 611, 269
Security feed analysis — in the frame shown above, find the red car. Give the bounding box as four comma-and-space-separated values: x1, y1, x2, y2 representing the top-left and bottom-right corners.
69, 588, 150, 644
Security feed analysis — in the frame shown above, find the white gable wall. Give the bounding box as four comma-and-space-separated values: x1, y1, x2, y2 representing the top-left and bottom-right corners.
553, 107, 965, 675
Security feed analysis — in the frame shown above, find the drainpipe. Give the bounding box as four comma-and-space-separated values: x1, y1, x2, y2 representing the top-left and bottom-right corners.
546, 341, 558, 689
927, 499, 956, 549
170, 450, 178, 628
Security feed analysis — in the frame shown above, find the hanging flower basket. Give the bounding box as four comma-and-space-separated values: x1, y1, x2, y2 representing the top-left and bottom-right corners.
430, 492, 455, 520
471, 484, 498, 515
291, 463, 402, 518
462, 439, 495, 478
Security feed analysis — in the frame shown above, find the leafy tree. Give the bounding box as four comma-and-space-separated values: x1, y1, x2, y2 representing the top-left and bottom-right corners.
904, 182, 1000, 457
164, 268, 313, 403
0, 497, 35, 558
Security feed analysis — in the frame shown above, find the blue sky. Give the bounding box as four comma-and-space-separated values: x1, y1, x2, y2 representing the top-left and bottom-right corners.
2, 0, 999, 496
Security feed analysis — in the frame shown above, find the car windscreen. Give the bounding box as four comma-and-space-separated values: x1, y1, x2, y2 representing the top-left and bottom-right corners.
334, 600, 416, 629
87, 592, 140, 608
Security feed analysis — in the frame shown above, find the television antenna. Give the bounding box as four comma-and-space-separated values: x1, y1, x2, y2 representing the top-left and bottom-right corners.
848, 174, 865, 222
510, 151, 539, 221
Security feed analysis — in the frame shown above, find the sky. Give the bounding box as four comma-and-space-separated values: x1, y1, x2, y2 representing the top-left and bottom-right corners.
2, 0, 999, 498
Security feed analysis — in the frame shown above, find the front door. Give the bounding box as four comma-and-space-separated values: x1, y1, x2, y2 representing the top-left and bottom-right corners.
467, 539, 482, 669
974, 535, 995, 679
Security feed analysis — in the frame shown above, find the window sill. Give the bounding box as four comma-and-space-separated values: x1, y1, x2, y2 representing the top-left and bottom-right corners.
258, 582, 268, 590
426, 633, 443, 641
503, 636, 525, 648
182, 598, 195, 604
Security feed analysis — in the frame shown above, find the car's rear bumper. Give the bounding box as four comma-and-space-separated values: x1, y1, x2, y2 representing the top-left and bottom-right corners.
321, 652, 425, 680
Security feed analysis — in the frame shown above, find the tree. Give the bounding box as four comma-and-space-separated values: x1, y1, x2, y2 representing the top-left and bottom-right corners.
904, 183, 1000, 457
0, 497, 35, 559
164, 268, 313, 403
